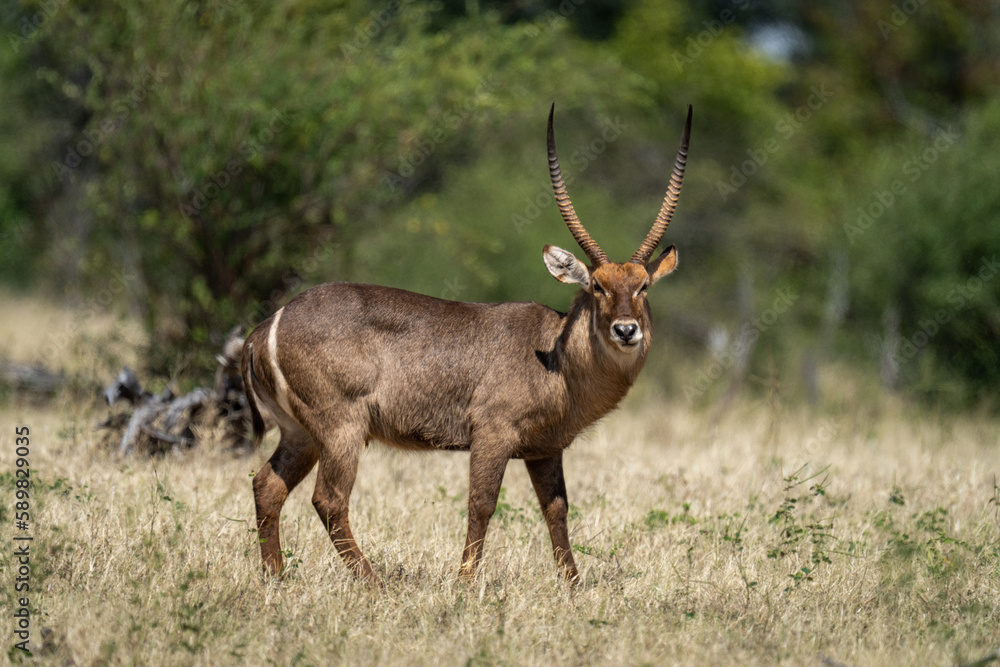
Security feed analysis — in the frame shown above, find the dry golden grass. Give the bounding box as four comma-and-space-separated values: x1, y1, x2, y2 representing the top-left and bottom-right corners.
1, 292, 999, 666
0, 289, 145, 379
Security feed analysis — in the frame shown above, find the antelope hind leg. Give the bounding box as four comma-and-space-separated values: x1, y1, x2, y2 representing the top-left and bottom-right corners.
311, 427, 378, 583
254, 426, 319, 576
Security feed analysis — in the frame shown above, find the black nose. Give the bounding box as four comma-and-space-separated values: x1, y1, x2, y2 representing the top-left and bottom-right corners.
613, 323, 638, 341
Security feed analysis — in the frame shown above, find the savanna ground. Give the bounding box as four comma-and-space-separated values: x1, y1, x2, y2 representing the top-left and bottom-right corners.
1, 290, 999, 666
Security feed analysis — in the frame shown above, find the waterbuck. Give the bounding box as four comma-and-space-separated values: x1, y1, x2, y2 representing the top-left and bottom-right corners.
242, 104, 692, 582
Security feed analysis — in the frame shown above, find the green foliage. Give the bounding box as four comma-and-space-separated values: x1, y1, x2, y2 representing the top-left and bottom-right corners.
765, 465, 835, 588
431, 0, 633, 40
2, 0, 999, 406
0, 0, 657, 374
644, 503, 695, 529
491, 487, 524, 523
847, 101, 1000, 406
872, 499, 984, 595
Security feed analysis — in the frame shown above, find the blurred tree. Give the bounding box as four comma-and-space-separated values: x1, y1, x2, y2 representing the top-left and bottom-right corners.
431, 0, 633, 39
766, 1, 1000, 127
2, 0, 998, 408
847, 101, 1000, 407
1, 0, 650, 374
774, 0, 1000, 406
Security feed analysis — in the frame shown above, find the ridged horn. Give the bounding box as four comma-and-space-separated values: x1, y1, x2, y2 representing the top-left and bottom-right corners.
631, 105, 692, 264
548, 104, 608, 267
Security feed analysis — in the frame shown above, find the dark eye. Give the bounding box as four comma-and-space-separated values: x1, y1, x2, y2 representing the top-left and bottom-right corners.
636, 283, 648, 296
593, 283, 605, 295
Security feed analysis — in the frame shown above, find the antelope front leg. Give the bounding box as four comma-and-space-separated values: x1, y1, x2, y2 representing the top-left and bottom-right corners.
460, 446, 510, 580
525, 454, 579, 582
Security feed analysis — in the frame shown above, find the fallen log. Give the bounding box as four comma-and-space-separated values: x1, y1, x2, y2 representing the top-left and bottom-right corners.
98, 331, 250, 455
0, 361, 65, 396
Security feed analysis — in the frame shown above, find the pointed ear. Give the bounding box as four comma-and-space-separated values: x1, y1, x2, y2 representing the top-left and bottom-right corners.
647, 245, 678, 286
543, 244, 591, 289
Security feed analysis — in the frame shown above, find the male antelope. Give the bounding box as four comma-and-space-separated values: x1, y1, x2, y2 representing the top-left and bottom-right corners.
242, 104, 692, 582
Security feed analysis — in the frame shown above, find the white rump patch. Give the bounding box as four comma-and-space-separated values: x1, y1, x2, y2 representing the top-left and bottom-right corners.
267, 307, 293, 416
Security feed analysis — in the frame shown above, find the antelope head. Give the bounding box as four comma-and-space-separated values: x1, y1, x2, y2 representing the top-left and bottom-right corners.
543, 104, 691, 355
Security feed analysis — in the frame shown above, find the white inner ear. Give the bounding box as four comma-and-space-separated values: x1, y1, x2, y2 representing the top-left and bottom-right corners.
543, 245, 590, 288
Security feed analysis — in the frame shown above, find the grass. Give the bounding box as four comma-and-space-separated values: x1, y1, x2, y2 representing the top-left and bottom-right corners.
1, 292, 999, 666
